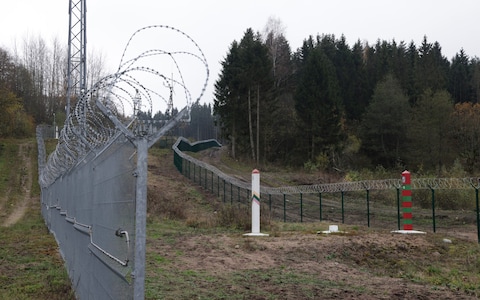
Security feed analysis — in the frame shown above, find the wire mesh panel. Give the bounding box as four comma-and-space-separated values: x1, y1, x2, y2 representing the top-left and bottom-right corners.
40, 134, 136, 299
38, 24, 210, 299
366, 189, 401, 229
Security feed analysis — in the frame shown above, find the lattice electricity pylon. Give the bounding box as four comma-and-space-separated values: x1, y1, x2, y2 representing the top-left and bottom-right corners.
66, 0, 87, 117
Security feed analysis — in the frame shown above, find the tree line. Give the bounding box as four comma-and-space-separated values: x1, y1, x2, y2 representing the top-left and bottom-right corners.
214, 20, 480, 174
2, 27, 480, 175
0, 35, 106, 138
0, 35, 217, 141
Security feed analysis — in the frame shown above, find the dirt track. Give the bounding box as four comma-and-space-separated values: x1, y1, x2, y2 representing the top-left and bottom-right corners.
2, 142, 34, 227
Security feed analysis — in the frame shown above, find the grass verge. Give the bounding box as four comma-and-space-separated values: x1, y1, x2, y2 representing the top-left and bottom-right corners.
0, 202, 74, 299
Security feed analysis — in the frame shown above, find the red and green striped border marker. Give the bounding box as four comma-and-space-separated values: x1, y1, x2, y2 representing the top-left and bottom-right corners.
402, 170, 413, 230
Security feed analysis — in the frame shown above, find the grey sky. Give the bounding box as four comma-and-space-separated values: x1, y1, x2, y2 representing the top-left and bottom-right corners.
1, 0, 479, 111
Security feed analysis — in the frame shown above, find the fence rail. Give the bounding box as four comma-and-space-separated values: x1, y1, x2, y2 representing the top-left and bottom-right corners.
173, 138, 480, 243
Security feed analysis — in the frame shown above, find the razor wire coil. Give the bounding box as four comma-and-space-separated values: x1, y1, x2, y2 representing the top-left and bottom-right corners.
40, 25, 209, 188
172, 138, 480, 195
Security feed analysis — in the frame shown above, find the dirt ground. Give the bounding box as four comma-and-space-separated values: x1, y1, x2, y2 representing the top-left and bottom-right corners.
147, 147, 479, 299
150, 231, 476, 299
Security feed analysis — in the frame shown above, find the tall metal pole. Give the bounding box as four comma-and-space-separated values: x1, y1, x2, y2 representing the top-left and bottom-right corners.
66, 0, 87, 118
134, 136, 148, 300
476, 188, 479, 244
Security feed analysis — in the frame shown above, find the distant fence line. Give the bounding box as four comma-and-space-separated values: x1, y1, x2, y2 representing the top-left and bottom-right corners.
172, 137, 480, 243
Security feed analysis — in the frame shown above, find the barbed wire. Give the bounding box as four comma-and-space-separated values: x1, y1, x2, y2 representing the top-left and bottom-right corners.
264, 177, 480, 195
40, 25, 209, 188
172, 138, 480, 195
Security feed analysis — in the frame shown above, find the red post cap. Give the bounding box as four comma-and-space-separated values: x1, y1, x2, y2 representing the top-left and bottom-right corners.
402, 170, 411, 184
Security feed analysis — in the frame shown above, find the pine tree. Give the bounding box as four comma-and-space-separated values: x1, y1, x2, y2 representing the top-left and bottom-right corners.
348, 40, 370, 121
294, 44, 343, 164
213, 40, 243, 159
448, 49, 473, 103
406, 89, 455, 170
417, 36, 450, 93
213, 29, 272, 162
360, 74, 410, 167
451, 102, 480, 172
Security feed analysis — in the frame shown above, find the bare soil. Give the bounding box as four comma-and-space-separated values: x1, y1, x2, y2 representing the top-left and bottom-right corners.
152, 231, 475, 299
146, 147, 480, 299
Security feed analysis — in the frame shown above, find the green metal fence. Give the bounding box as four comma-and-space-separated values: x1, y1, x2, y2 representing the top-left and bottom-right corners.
172, 138, 480, 243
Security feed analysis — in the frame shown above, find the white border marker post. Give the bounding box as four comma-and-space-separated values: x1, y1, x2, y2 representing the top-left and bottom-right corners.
244, 169, 268, 237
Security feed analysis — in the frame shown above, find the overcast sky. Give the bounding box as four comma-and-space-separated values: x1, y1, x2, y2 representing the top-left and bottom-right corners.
1, 0, 479, 110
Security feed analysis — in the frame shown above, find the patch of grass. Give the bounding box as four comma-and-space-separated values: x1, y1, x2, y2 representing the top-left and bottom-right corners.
145, 260, 372, 300
44, 138, 59, 156
215, 204, 250, 230
0, 140, 19, 194
0, 139, 39, 209
336, 233, 480, 296
147, 217, 189, 243
0, 139, 73, 299
0, 205, 74, 299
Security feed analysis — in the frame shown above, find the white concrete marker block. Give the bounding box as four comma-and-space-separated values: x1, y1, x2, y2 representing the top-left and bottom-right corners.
244, 169, 268, 237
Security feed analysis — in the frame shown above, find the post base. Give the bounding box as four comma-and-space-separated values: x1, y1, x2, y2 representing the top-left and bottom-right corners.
243, 232, 269, 237
391, 230, 426, 235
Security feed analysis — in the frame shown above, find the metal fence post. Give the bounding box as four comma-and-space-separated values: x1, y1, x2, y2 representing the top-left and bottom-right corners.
199, 165, 202, 185
268, 194, 272, 212
319, 193, 322, 221
283, 194, 286, 222
431, 188, 436, 233
223, 179, 226, 203
300, 193, 303, 223
341, 191, 345, 224
396, 188, 400, 230
476, 188, 480, 244
366, 189, 370, 227
134, 136, 147, 300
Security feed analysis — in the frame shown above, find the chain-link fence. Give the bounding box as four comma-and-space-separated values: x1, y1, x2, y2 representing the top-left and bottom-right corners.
38, 25, 209, 299
173, 138, 480, 243
39, 130, 137, 299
